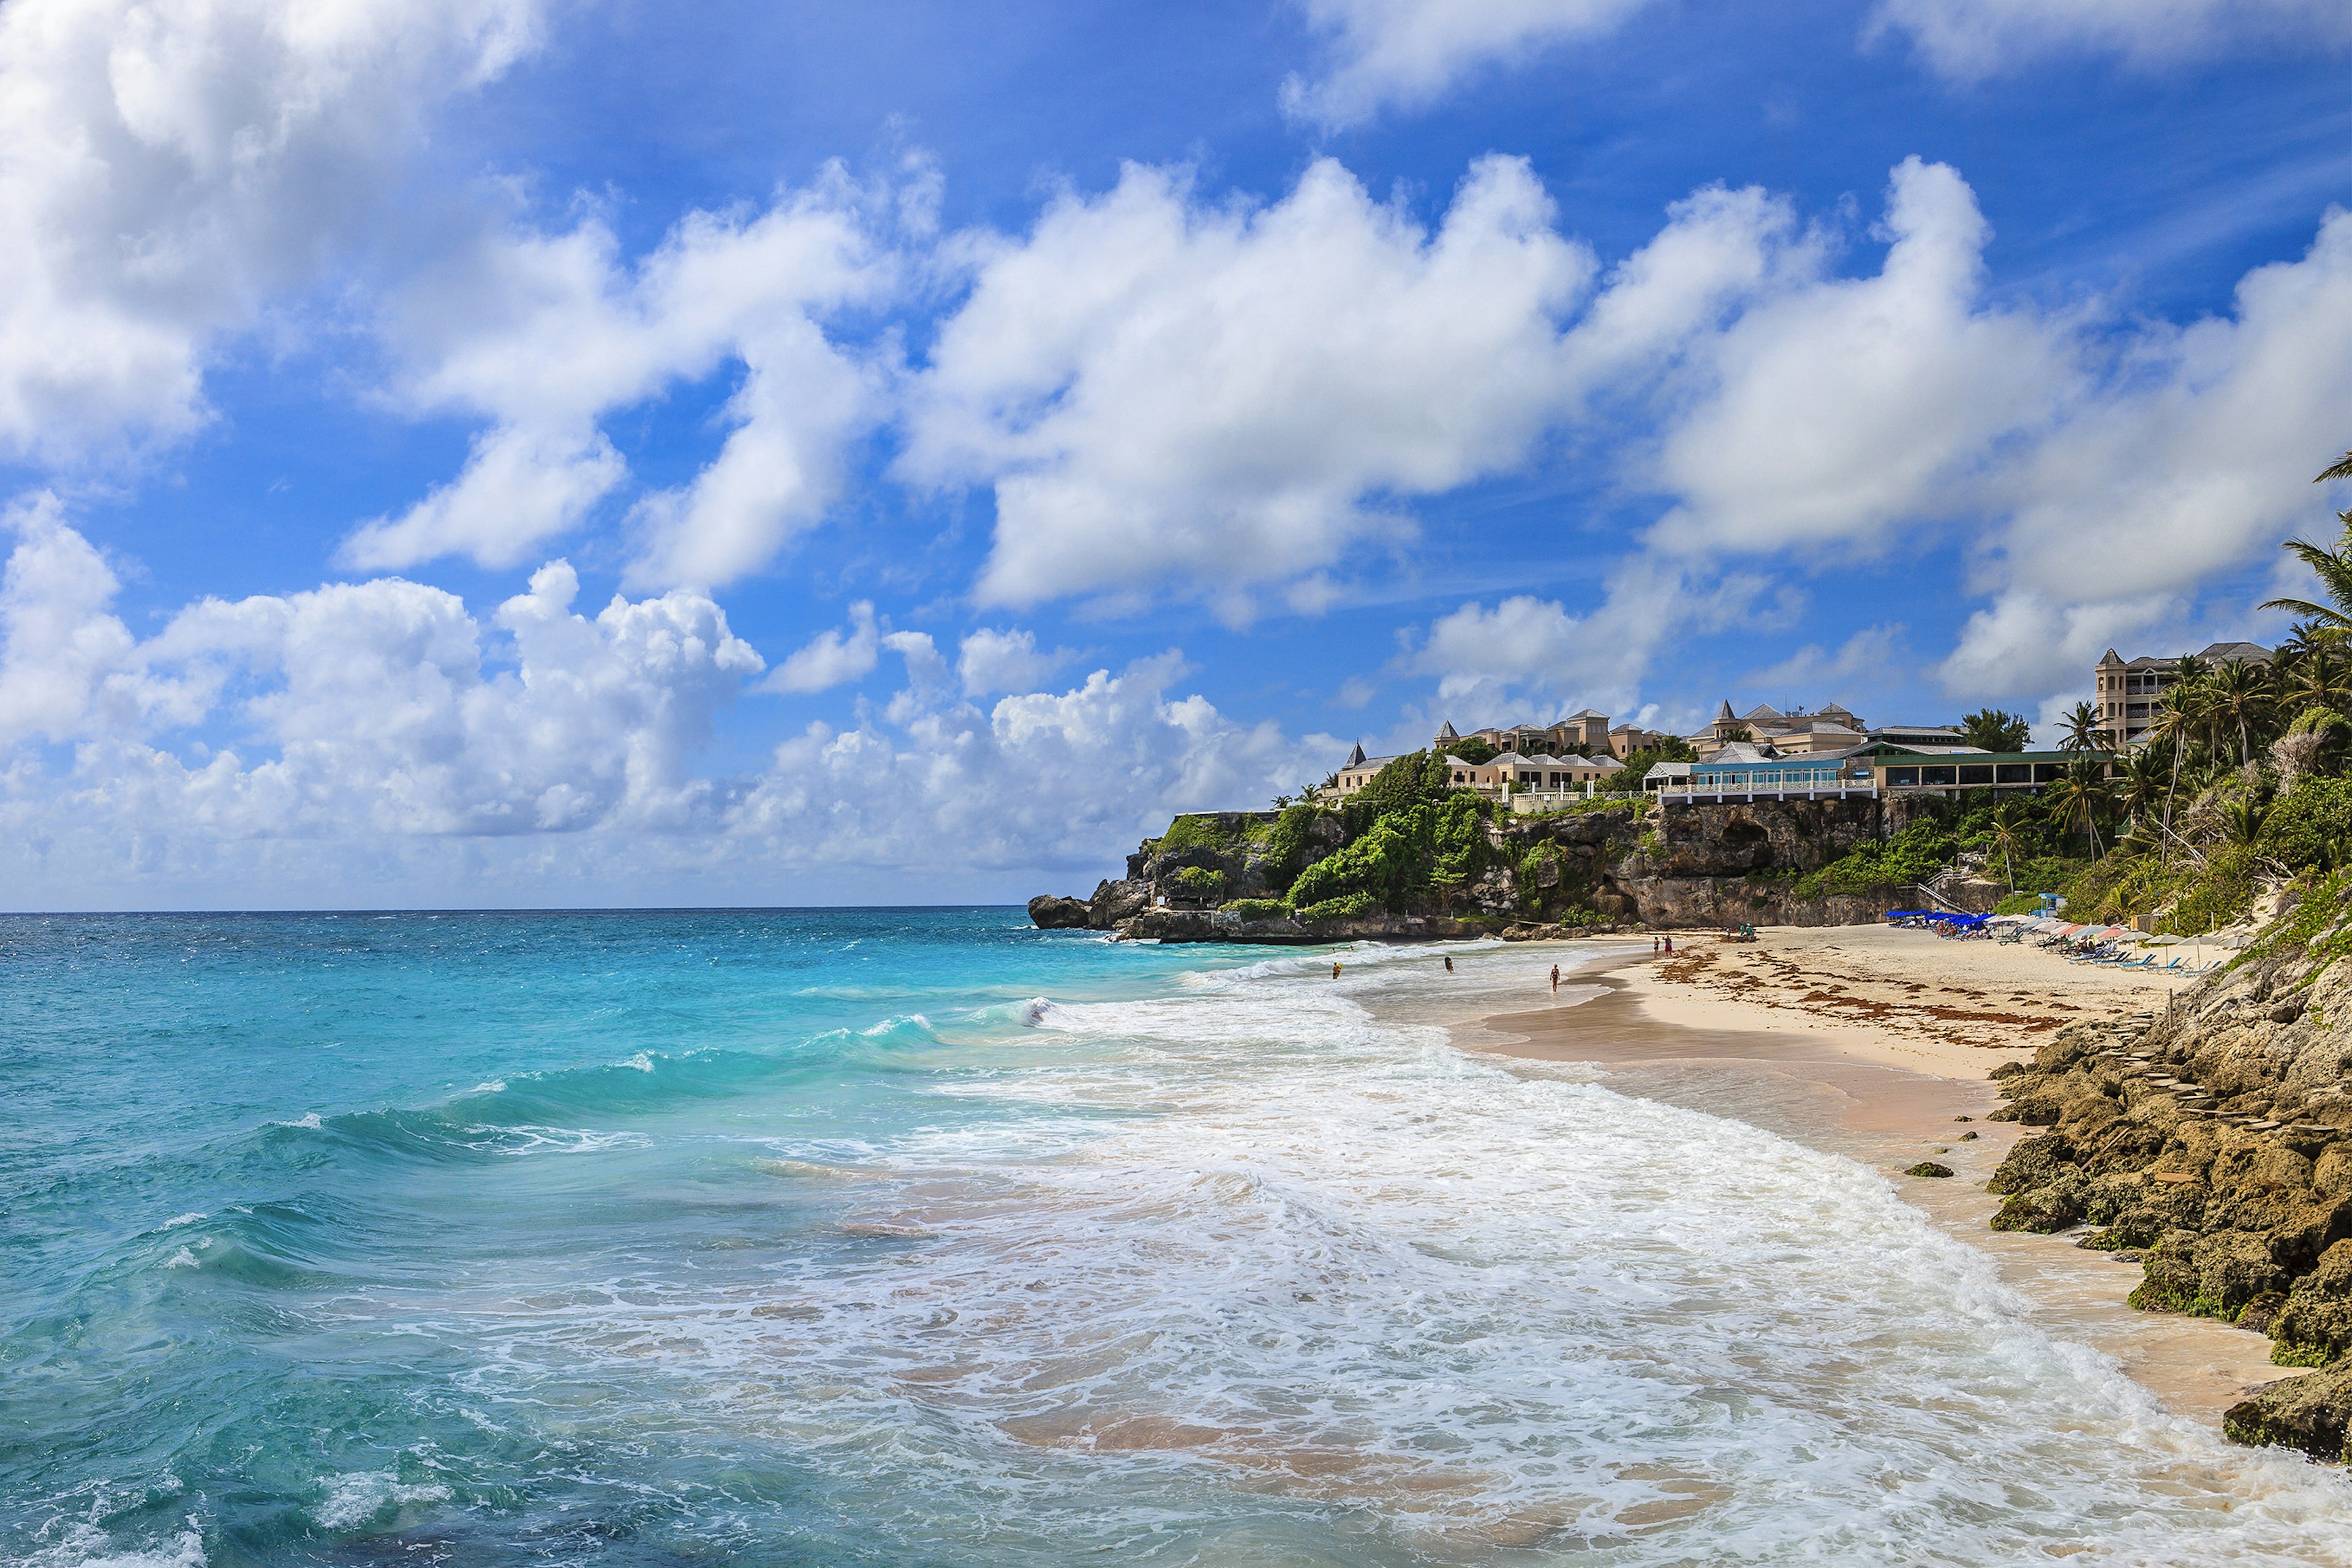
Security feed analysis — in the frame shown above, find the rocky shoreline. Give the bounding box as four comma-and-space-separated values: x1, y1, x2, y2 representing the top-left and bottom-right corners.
1980, 912, 2352, 1463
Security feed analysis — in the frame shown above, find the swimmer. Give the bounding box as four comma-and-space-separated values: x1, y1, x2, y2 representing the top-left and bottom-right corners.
1332, 960, 1342, 979
1443, 954, 1453, 973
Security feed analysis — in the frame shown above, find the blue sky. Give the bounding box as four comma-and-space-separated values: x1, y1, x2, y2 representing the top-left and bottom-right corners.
5, 0, 2352, 908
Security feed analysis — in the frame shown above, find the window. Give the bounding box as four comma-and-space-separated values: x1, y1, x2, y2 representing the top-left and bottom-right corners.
1923, 765, 1956, 785
1995, 763, 2030, 784
1886, 766, 1920, 786
1958, 764, 1994, 785
2033, 762, 2062, 783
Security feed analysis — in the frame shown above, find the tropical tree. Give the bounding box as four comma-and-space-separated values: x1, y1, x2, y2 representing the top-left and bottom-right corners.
1959, 707, 2032, 752
1986, 799, 2032, 891
2220, 794, 2272, 848
2286, 643, 2352, 716
2146, 683, 2203, 862
2059, 701, 2105, 751
2261, 510, 2352, 643
2049, 756, 2111, 858
2207, 659, 2271, 766
2117, 746, 2168, 826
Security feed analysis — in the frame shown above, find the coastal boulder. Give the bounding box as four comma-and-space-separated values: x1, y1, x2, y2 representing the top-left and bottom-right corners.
1087, 878, 1149, 929
2224, 1362, 2352, 1463
2273, 1238, 2352, 1365
1027, 895, 1091, 929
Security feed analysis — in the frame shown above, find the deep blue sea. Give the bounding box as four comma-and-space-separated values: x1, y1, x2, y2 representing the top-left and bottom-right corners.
3, 909, 2347, 1567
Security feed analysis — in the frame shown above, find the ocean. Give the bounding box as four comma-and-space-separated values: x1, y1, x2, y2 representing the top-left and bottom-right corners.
2, 908, 2345, 1567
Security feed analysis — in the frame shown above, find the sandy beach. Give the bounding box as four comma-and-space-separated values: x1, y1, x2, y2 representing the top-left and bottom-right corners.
1450, 925, 2286, 1425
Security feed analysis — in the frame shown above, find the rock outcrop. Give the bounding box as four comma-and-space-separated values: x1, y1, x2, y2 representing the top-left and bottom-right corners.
1981, 898, 2352, 1460
1031, 793, 1997, 943
1026, 894, 1091, 929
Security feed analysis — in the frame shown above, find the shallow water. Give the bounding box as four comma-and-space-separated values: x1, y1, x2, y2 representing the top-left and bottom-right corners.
2, 910, 2344, 1567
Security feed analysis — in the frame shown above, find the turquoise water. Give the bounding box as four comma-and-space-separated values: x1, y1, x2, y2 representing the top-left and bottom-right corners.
3, 909, 2348, 1567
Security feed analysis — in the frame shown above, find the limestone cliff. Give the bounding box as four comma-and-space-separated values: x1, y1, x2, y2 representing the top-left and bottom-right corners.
1027, 792, 1970, 943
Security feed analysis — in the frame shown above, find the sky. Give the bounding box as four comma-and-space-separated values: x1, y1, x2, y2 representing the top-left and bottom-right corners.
6, 0, 2352, 910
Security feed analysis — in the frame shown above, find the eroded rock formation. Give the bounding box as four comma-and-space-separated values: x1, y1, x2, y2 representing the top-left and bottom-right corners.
1983, 906, 2352, 1461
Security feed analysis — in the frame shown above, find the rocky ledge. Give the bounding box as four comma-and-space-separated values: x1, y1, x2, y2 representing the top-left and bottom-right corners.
1983, 920, 2352, 1461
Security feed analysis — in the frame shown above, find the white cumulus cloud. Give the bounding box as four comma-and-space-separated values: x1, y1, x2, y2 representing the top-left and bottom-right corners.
0, 0, 541, 462
1648, 157, 2073, 558
1869, 0, 2352, 79
956, 627, 1074, 696
344, 172, 894, 582
764, 603, 881, 694
1281, 0, 1660, 128
904, 154, 1595, 616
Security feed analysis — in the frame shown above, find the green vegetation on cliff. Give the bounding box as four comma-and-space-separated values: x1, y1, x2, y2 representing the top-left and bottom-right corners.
1291, 753, 1491, 916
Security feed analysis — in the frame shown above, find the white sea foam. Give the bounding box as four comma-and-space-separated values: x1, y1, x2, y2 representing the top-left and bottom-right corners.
389, 951, 2350, 1564
159, 1213, 204, 1229
310, 1472, 451, 1530
21, 1521, 205, 1568
620, 1052, 655, 1072
161, 1248, 198, 1270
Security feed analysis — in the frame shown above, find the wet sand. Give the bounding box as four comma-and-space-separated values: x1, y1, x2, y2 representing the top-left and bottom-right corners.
1449, 935, 2284, 1426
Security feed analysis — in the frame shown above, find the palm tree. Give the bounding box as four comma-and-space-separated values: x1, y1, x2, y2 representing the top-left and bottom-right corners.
2220, 794, 2271, 848
2146, 683, 2201, 864
2049, 756, 2110, 859
2320, 452, 2352, 484
2117, 746, 2166, 827
1987, 799, 2031, 891
2059, 701, 2105, 752
2261, 511, 2352, 643
2288, 643, 2352, 715
2207, 659, 2271, 766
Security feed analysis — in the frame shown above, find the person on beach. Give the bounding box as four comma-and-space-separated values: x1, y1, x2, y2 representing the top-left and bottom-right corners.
1550, 964, 1560, 993
1652, 937, 1659, 954
1664, 935, 1673, 954
1332, 960, 1342, 979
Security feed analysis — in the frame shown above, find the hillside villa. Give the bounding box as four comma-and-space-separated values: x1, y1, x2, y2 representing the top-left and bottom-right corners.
2093, 642, 2272, 749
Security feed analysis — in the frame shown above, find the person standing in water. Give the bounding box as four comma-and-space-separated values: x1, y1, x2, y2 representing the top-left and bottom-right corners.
1443, 955, 1453, 973
1332, 960, 1342, 979
1550, 964, 1560, 993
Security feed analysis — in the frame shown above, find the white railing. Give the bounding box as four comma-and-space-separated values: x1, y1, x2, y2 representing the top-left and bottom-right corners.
1654, 783, 1881, 805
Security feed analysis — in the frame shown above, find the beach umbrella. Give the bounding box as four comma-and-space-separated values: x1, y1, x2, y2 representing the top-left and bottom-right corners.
2146, 933, 2185, 946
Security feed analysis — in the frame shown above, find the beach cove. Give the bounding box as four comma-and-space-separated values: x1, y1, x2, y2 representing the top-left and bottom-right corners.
1447, 927, 2291, 1425
6, 910, 2350, 1567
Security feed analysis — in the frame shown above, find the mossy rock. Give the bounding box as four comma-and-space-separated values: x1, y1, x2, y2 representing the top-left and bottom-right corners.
2224, 1359, 2352, 1463
1907, 1161, 1954, 1178
2272, 1237, 2352, 1366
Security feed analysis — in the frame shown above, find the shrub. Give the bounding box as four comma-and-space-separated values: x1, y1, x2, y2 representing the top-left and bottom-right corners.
2165, 843, 2260, 936
1259, 803, 1322, 895
1994, 891, 2045, 916
2258, 777, 2352, 872
1157, 815, 1234, 854
1794, 820, 1956, 898
1291, 789, 1490, 915
1172, 865, 1226, 897
1294, 891, 1378, 922
1222, 897, 1287, 920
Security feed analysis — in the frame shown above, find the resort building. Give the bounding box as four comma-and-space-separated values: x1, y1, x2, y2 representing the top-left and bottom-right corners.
1606, 723, 1665, 758
1653, 741, 2105, 804
1683, 701, 1965, 757
2092, 642, 2272, 748
1431, 713, 1613, 756
1325, 741, 1623, 802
